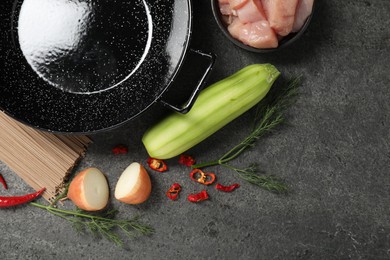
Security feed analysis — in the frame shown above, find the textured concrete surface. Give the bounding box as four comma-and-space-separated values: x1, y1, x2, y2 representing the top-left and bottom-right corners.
1, 0, 389, 259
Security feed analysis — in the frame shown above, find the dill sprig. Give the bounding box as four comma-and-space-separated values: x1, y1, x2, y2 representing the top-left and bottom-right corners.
224, 164, 288, 193
30, 202, 154, 247
192, 77, 302, 193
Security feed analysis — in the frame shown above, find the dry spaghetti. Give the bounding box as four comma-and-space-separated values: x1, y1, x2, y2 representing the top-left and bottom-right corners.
0, 111, 91, 202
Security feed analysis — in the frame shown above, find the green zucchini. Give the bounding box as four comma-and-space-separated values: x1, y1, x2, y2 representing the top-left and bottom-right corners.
142, 64, 280, 159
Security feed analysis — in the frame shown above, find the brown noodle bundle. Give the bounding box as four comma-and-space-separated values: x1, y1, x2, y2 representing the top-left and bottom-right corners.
0, 111, 91, 202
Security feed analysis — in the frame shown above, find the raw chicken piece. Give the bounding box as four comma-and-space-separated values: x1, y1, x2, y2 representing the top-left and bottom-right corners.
228, 18, 278, 49
262, 0, 299, 36
227, 17, 244, 40
292, 0, 314, 32
229, 0, 249, 10
219, 3, 234, 15
247, 20, 279, 48
236, 0, 267, 24
218, 0, 230, 4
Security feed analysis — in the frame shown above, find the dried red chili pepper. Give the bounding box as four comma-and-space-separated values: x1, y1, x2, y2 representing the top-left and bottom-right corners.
215, 183, 240, 192
187, 190, 209, 203
166, 183, 181, 201
112, 144, 128, 155
178, 154, 196, 167
0, 174, 8, 190
0, 188, 45, 208
147, 157, 168, 172
189, 169, 216, 185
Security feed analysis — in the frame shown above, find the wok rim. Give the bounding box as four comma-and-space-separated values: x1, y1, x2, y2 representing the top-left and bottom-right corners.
0, 0, 194, 134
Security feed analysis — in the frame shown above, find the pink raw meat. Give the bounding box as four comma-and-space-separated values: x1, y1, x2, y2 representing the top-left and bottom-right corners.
227, 17, 243, 40
247, 20, 279, 48
219, 3, 234, 15
228, 18, 278, 49
236, 0, 267, 23
229, 0, 249, 10
262, 0, 299, 36
292, 0, 314, 32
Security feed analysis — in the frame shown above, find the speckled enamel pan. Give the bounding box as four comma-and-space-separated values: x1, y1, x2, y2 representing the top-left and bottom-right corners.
0, 0, 214, 133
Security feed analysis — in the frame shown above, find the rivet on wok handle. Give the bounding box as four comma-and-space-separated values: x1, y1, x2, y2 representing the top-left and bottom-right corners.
160, 49, 216, 114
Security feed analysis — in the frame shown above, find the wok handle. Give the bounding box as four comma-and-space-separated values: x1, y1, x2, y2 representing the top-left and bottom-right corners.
160, 49, 215, 114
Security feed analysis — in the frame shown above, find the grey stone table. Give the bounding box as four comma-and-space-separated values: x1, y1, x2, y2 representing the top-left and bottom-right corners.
1, 0, 389, 259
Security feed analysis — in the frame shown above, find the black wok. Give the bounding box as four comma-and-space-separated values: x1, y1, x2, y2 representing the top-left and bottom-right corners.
0, 0, 214, 133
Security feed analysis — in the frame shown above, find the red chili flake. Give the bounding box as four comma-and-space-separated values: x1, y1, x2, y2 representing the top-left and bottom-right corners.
215, 183, 240, 192
166, 183, 181, 201
187, 190, 209, 203
0, 174, 7, 190
178, 154, 196, 167
112, 144, 128, 155
189, 169, 216, 185
147, 157, 168, 172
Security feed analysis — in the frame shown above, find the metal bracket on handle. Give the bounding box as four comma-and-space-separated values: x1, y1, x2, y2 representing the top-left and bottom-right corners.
160, 49, 216, 114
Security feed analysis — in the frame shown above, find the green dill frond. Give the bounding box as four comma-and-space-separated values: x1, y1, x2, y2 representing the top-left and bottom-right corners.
192, 76, 302, 193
